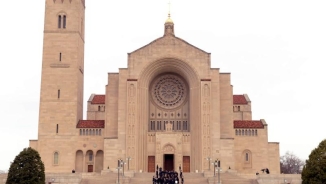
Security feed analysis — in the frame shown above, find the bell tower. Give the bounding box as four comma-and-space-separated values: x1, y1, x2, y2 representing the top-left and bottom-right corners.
34, 0, 85, 171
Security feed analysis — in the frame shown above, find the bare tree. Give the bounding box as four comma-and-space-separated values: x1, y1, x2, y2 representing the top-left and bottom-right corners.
280, 151, 304, 174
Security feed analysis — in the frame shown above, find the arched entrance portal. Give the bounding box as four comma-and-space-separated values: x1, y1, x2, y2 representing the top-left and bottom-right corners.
163, 144, 176, 171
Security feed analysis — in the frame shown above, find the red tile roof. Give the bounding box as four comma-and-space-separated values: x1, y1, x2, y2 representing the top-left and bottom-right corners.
233, 95, 248, 104
234, 120, 264, 129
91, 95, 105, 104
77, 120, 105, 128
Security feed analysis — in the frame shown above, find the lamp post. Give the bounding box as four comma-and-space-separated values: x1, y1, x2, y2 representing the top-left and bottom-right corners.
213, 159, 221, 184
117, 167, 121, 184
118, 158, 124, 178
120, 160, 125, 177
213, 160, 217, 184
217, 166, 221, 184
126, 157, 132, 171
206, 157, 212, 170
213, 160, 218, 177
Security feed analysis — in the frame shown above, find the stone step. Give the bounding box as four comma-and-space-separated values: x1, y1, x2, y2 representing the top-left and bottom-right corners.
207, 172, 258, 184
131, 172, 207, 184
79, 171, 258, 184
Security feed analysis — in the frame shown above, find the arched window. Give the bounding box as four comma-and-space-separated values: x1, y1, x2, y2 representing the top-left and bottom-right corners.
54, 152, 59, 165
63, 15, 66, 28
86, 129, 88, 135
243, 150, 252, 168
80, 129, 82, 135
99, 129, 102, 136
89, 153, 93, 161
245, 130, 248, 136
93, 129, 95, 135
58, 13, 67, 29
255, 130, 258, 136
249, 130, 251, 136
96, 129, 99, 135
83, 129, 85, 135
242, 129, 244, 136
98, 106, 100, 111
235, 129, 238, 135
58, 15, 62, 28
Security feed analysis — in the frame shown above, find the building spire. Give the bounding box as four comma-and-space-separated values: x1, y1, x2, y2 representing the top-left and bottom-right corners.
168, 0, 171, 18
164, 0, 174, 36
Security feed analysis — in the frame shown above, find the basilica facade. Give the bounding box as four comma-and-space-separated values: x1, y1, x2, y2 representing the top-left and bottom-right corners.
30, 0, 280, 175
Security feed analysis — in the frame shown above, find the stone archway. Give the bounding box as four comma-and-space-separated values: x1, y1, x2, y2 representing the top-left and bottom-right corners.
135, 58, 201, 172
95, 150, 104, 172
75, 150, 83, 172
85, 150, 94, 172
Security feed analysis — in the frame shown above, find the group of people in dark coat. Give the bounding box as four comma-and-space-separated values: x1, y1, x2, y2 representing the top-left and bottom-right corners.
152, 165, 184, 184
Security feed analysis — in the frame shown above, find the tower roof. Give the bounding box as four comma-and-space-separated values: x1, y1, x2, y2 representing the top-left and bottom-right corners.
165, 14, 173, 24
164, 13, 174, 36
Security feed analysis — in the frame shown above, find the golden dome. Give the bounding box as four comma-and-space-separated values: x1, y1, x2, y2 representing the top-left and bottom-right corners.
165, 14, 174, 24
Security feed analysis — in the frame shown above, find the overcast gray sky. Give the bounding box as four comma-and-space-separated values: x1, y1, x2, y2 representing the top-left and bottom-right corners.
0, 0, 326, 171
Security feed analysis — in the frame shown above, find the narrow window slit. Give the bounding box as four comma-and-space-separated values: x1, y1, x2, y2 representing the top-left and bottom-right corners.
58, 15, 62, 28
63, 15, 66, 28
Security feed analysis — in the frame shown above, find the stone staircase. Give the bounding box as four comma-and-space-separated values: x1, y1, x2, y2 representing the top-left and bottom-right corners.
182, 172, 209, 184
81, 173, 117, 184
79, 171, 258, 184
129, 172, 209, 184
130, 172, 154, 184
219, 172, 258, 184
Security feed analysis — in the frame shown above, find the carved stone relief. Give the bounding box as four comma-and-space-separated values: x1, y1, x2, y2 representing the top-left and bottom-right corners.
127, 83, 137, 169
202, 83, 211, 170
151, 74, 187, 110
163, 145, 175, 153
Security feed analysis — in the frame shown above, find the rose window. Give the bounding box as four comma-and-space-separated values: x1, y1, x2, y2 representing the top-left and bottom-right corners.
151, 74, 187, 109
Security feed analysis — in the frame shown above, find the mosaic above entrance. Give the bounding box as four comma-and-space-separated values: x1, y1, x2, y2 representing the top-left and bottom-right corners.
151, 74, 188, 110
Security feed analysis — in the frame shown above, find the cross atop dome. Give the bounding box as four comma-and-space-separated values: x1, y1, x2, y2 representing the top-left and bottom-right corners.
164, 0, 174, 36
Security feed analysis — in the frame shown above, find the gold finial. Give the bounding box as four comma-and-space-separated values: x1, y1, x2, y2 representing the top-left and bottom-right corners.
168, 0, 171, 17
165, 0, 173, 23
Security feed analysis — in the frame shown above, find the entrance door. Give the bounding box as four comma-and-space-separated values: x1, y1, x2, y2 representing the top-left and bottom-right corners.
164, 154, 174, 171
183, 156, 190, 172
148, 156, 155, 172
87, 165, 93, 172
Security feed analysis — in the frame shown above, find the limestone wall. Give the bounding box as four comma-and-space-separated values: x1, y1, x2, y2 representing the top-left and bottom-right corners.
86, 103, 105, 120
